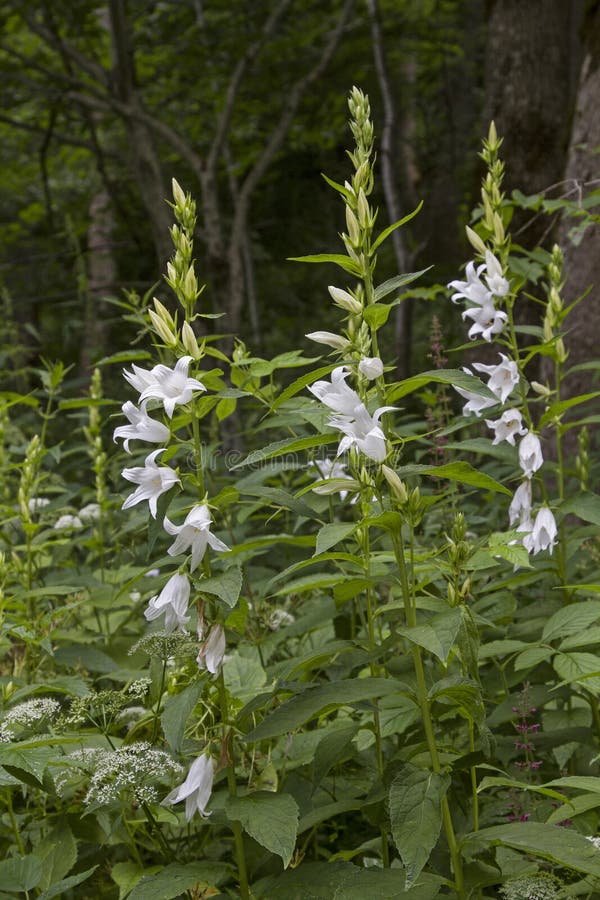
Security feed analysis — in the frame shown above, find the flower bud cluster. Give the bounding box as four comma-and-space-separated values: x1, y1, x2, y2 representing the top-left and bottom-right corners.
542, 244, 567, 364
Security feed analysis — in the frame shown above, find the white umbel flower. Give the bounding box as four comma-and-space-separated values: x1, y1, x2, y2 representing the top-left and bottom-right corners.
485, 409, 528, 446
144, 573, 190, 632
518, 432, 544, 479
163, 504, 230, 572
122, 449, 180, 518
54, 514, 83, 530
114, 400, 170, 452
163, 753, 214, 820
124, 356, 205, 418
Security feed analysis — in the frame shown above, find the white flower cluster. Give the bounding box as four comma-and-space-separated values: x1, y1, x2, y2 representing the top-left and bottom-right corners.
448, 253, 557, 556
60, 742, 183, 807
114, 356, 229, 654
113, 340, 227, 820
499, 874, 561, 900
0, 697, 61, 742
308, 366, 393, 463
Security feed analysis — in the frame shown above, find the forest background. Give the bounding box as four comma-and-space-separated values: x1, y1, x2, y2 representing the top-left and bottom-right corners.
1, 0, 599, 394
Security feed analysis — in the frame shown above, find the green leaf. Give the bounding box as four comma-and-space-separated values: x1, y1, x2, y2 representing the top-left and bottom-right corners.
272, 363, 337, 410
96, 349, 153, 366
239, 485, 319, 519
513, 646, 549, 671
111, 862, 153, 900
539, 391, 600, 427
128, 863, 232, 900
197, 568, 242, 608
230, 433, 338, 469
386, 369, 496, 404
244, 678, 404, 742
397, 607, 463, 664
559, 492, 600, 527
287, 253, 362, 277
545, 775, 600, 793
255, 861, 443, 899
314, 522, 355, 557
542, 600, 600, 642
362, 303, 390, 329
465, 822, 600, 876
313, 723, 359, 790
0, 856, 43, 892
373, 266, 432, 302
552, 651, 600, 693
370, 202, 424, 253
223, 649, 267, 702
226, 792, 299, 868
161, 681, 202, 753
389, 764, 450, 887
38, 866, 98, 900
37, 821, 77, 890
476, 776, 567, 804
395, 461, 511, 496
0, 746, 54, 786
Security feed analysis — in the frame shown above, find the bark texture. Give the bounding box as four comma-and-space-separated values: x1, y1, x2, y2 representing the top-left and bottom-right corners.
558, 1, 600, 404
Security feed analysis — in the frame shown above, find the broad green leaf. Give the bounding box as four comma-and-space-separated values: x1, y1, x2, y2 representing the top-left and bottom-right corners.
314, 522, 355, 557
362, 303, 390, 329
386, 369, 496, 404
389, 763, 450, 887
230, 434, 338, 469
546, 791, 600, 824
111, 862, 151, 900
539, 391, 600, 427
514, 646, 548, 671
239, 485, 319, 519
38, 866, 98, 900
465, 822, 600, 876
161, 681, 202, 752
552, 651, 600, 693
545, 775, 600, 793
395, 461, 511, 496
96, 349, 153, 366
478, 639, 529, 661
397, 607, 463, 664
254, 861, 443, 900
428, 676, 484, 725
476, 776, 567, 803
542, 600, 600, 642
312, 723, 359, 790
288, 253, 362, 276
372, 266, 431, 301
273, 572, 357, 597
226, 792, 299, 867
37, 821, 77, 890
272, 363, 337, 410
559, 492, 600, 527
0, 856, 43, 892
244, 678, 404, 742
128, 863, 232, 900
559, 623, 600, 650
197, 568, 242, 608
0, 746, 54, 785
223, 649, 267, 702
370, 202, 424, 253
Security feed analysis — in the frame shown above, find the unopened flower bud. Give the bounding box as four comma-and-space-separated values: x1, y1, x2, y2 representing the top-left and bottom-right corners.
183, 267, 198, 301
172, 178, 186, 209
381, 465, 408, 502
153, 298, 175, 328
181, 321, 201, 358
357, 188, 371, 228
465, 226, 487, 256
530, 381, 552, 397
328, 286, 362, 315
149, 309, 177, 346
359, 357, 384, 380
345, 207, 360, 245
555, 337, 567, 363
306, 331, 350, 351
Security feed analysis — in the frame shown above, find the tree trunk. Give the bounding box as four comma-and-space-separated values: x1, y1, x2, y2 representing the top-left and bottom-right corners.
80, 188, 117, 375
558, 1, 600, 408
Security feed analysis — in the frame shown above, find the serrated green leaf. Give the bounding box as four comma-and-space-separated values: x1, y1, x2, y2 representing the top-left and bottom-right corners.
0, 856, 43, 892
552, 651, 600, 693
0, 746, 54, 785
244, 678, 403, 742
465, 822, 600, 876
38, 866, 98, 900
223, 649, 267, 702
542, 600, 600, 642
314, 522, 355, 557
226, 792, 299, 867
559, 492, 600, 527
397, 607, 463, 664
513, 646, 548, 670
128, 863, 232, 900
389, 764, 450, 887
198, 568, 242, 608
312, 723, 359, 791
161, 681, 202, 752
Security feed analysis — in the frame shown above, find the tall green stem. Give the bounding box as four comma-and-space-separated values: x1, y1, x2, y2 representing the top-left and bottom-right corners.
217, 670, 249, 899
392, 529, 466, 898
